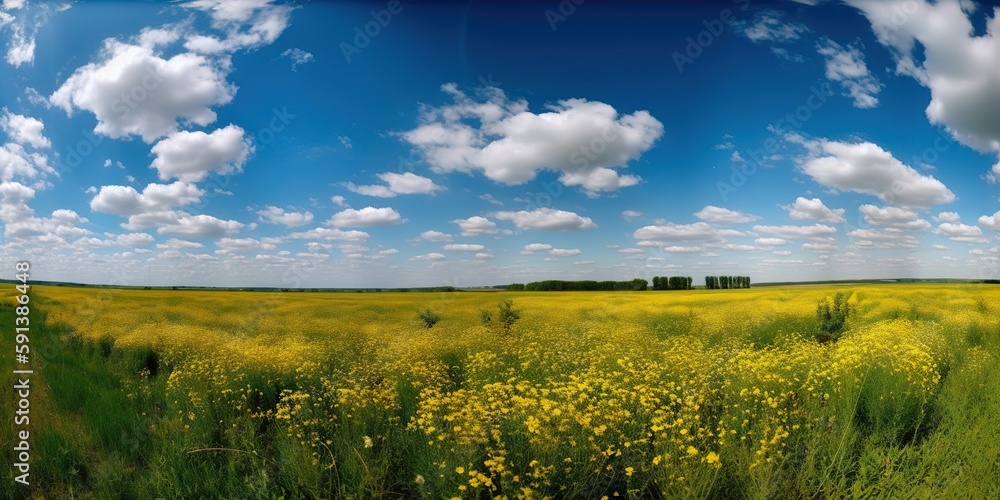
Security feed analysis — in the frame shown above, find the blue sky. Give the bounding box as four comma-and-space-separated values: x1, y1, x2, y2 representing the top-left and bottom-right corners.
1, 0, 1000, 287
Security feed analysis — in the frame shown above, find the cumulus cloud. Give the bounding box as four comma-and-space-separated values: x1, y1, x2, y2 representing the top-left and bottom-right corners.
150, 125, 252, 182
935, 222, 987, 243
858, 204, 931, 230
694, 205, 759, 224
1, 109, 50, 148
343, 172, 443, 198
815, 38, 882, 108
980, 210, 1000, 231
410, 252, 445, 262
451, 216, 498, 237
621, 210, 642, 221
934, 211, 961, 223
155, 213, 243, 237
847, 0, 1000, 178
797, 139, 955, 208
183, 0, 294, 54
51, 27, 237, 142
753, 224, 837, 240
493, 208, 596, 231
634, 222, 723, 242
548, 248, 582, 256
443, 243, 485, 252
782, 197, 846, 223
520, 243, 553, 254
327, 206, 404, 227
419, 230, 453, 242
848, 228, 920, 249
114, 232, 155, 247
256, 205, 313, 227
287, 227, 369, 242
90, 182, 203, 216
401, 84, 663, 195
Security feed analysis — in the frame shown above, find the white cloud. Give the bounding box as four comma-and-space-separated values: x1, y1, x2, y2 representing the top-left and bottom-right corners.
156, 213, 243, 237
803, 242, 838, 252
662, 245, 703, 253
520, 243, 553, 254
216, 237, 278, 253
51, 28, 237, 142
182, 0, 293, 53
287, 227, 369, 242
156, 238, 203, 249
90, 182, 203, 216
474, 252, 494, 259
634, 222, 721, 242
451, 216, 498, 237
694, 205, 759, 224
115, 232, 155, 247
443, 243, 485, 252
978, 210, 1000, 231
0, 142, 40, 181
410, 252, 446, 262
815, 38, 882, 108
1, 110, 50, 148
848, 228, 920, 249
330, 195, 348, 207
280, 47, 312, 70
621, 210, 642, 220
150, 125, 252, 182
327, 206, 403, 227
858, 204, 931, 230
755, 238, 787, 246
783, 197, 846, 223
739, 10, 809, 43
846, 0, 1000, 177
344, 172, 443, 198
402, 84, 663, 195
494, 208, 596, 231
753, 224, 837, 239
256, 206, 313, 227
548, 248, 581, 257
798, 139, 955, 208
934, 211, 961, 223
419, 230, 453, 242
935, 222, 987, 243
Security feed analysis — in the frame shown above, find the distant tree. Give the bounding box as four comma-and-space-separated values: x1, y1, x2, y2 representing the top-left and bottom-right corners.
508, 283, 525, 291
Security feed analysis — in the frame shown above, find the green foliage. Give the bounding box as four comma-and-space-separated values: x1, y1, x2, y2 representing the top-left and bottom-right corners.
653, 276, 694, 290
481, 299, 520, 335
705, 276, 750, 289
522, 279, 648, 291
507, 283, 525, 291
417, 308, 440, 329
817, 291, 852, 343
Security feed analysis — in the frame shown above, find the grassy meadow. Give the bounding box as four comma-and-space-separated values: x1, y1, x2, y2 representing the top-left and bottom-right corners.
4, 283, 1000, 498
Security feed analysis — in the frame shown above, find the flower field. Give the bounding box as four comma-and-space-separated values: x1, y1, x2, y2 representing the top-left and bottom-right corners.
4, 283, 1000, 498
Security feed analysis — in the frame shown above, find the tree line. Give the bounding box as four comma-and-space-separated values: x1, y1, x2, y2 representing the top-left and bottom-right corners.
705, 276, 751, 289
508, 279, 649, 291
652, 276, 693, 290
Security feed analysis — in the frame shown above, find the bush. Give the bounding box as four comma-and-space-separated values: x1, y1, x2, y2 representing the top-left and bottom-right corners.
417, 309, 440, 329
481, 299, 520, 335
816, 291, 852, 343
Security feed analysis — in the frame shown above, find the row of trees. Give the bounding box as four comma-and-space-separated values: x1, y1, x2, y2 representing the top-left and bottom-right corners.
652, 276, 693, 290
509, 279, 649, 291
705, 275, 751, 289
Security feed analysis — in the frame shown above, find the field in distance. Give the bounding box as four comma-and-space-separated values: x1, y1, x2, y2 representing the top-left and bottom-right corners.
4, 283, 1000, 498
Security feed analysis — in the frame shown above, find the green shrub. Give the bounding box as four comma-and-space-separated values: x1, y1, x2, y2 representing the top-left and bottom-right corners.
417, 309, 440, 329
481, 299, 520, 335
816, 291, 851, 343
